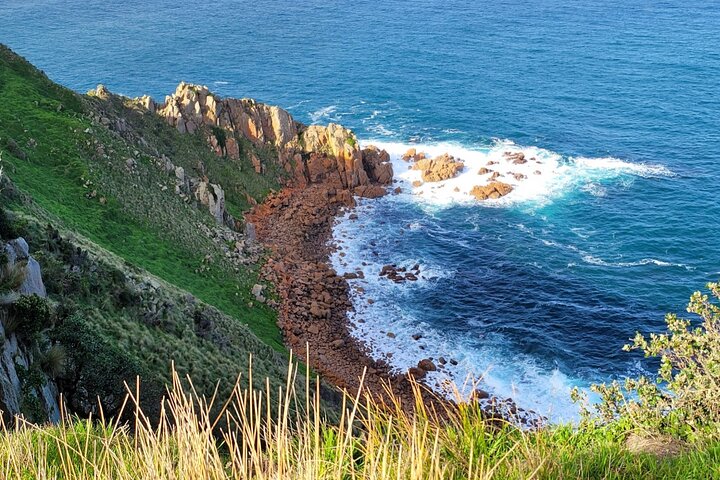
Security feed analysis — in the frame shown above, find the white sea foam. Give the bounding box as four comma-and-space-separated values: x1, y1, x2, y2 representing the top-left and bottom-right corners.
330, 202, 583, 422
581, 255, 690, 269
367, 124, 397, 137
309, 105, 338, 123
361, 139, 673, 208
330, 138, 675, 423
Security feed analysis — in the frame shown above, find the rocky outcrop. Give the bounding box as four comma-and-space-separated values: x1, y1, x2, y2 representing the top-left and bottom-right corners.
412, 153, 464, 182
0, 238, 60, 424
504, 151, 528, 164
194, 181, 228, 225
470, 182, 514, 200
152, 83, 392, 198
361, 146, 394, 185
3, 238, 46, 297
401, 148, 426, 162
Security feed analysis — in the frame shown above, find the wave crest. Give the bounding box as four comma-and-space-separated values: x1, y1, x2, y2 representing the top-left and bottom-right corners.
362, 138, 673, 207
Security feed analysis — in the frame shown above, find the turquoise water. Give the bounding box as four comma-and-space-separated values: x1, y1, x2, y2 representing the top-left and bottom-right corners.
3, 0, 719, 419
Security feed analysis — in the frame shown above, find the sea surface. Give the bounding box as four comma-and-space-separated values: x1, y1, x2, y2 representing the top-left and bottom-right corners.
2, 0, 719, 420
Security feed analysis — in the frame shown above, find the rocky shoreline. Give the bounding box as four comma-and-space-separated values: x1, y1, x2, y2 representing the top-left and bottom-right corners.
145, 82, 539, 421
247, 183, 440, 409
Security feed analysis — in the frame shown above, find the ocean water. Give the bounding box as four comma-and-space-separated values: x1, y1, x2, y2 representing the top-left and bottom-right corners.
2, 0, 719, 421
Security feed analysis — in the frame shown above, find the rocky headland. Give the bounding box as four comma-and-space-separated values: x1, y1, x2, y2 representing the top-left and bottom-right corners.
143, 83, 444, 407
144, 82, 537, 416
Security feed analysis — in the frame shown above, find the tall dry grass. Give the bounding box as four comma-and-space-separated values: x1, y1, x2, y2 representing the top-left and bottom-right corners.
1, 354, 717, 479
0, 354, 546, 479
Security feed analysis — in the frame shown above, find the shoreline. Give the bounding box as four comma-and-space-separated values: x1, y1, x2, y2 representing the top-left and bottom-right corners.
247, 183, 439, 410
247, 162, 546, 426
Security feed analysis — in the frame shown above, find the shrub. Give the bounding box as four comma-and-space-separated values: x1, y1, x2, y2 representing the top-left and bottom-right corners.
0, 207, 19, 240
576, 281, 720, 438
51, 314, 164, 422
211, 126, 226, 150
41, 344, 67, 378
0, 258, 26, 296
9, 294, 52, 337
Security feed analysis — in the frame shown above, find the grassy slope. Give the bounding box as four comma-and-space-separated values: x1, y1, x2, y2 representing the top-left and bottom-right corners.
0, 45, 284, 349
0, 44, 315, 418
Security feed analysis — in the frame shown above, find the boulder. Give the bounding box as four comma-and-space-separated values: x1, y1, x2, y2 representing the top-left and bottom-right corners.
402, 148, 416, 161
418, 359, 437, 372
3, 238, 46, 297
194, 181, 228, 225
504, 151, 527, 165
361, 146, 393, 185
470, 182, 514, 200
354, 185, 387, 199
472, 389, 490, 400
412, 153, 464, 182
251, 284, 266, 303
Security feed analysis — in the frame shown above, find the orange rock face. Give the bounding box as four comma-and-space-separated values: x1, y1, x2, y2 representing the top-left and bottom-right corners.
154, 82, 393, 196
470, 182, 514, 200
412, 153, 464, 182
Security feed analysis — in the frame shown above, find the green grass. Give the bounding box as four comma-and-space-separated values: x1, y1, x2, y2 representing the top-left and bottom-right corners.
0, 45, 284, 350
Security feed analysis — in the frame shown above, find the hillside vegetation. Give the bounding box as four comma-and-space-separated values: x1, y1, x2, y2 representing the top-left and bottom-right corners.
0, 44, 301, 420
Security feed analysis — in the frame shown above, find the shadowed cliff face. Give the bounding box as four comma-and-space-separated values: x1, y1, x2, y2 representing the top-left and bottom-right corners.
0, 238, 60, 424
149, 83, 393, 197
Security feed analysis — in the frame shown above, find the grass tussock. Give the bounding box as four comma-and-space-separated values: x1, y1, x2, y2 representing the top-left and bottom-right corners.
1, 357, 719, 480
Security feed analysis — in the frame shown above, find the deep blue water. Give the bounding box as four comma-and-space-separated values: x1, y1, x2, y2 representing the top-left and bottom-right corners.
3, 0, 719, 418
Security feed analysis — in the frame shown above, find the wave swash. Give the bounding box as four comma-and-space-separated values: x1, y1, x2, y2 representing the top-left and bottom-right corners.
330, 138, 673, 422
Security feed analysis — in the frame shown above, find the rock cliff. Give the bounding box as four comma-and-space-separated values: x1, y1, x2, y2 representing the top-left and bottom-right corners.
0, 238, 60, 423
152, 83, 393, 198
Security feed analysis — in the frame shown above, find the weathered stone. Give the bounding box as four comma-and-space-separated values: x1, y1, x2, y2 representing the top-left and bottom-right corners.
418, 359, 437, 372
412, 153, 464, 182
194, 181, 227, 225
470, 182, 514, 200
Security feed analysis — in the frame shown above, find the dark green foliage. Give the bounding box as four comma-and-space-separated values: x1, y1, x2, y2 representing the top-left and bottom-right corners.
9, 294, 52, 337
4, 137, 26, 160
0, 257, 26, 295
41, 344, 67, 378
211, 125, 226, 150
0, 206, 19, 239
16, 362, 48, 422
52, 313, 164, 421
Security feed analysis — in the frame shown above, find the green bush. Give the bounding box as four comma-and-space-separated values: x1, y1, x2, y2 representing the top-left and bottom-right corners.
51, 314, 164, 422
41, 344, 67, 378
9, 294, 52, 337
0, 207, 18, 239
576, 281, 720, 439
0, 258, 26, 295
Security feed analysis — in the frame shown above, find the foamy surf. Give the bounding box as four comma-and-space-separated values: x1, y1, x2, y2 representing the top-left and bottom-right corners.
330, 202, 585, 423
330, 138, 676, 423
363, 139, 673, 208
